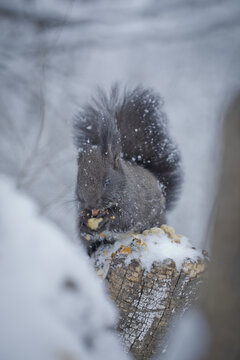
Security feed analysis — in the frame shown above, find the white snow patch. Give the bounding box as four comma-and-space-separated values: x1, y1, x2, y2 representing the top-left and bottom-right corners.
94, 230, 203, 275
135, 233, 203, 272
0, 176, 128, 360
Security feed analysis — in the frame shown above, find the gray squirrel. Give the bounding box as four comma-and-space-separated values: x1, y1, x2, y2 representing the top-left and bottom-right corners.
73, 85, 182, 255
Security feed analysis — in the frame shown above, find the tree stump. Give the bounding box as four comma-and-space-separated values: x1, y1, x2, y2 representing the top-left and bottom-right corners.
92, 226, 207, 359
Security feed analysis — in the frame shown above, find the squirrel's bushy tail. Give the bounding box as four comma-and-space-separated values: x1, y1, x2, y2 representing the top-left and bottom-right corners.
115, 85, 183, 210
73, 84, 182, 210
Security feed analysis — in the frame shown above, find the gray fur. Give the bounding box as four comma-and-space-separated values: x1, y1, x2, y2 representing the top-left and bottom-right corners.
73, 85, 182, 254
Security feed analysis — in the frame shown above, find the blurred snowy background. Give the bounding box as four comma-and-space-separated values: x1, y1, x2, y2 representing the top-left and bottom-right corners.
0, 0, 240, 359
0, 175, 129, 360
1, 0, 240, 247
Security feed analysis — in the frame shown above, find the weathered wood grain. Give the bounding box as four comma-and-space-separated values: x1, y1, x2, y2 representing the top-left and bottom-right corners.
94, 237, 207, 359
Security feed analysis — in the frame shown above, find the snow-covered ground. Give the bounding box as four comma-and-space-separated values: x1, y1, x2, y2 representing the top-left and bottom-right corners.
0, 176, 129, 360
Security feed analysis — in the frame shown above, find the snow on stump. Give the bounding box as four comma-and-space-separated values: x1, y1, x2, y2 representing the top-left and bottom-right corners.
93, 225, 208, 359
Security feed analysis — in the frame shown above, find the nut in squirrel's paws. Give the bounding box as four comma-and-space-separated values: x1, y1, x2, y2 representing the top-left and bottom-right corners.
87, 217, 104, 230
80, 206, 116, 233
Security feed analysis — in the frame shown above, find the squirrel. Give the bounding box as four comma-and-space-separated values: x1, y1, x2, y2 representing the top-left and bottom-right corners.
73, 85, 182, 255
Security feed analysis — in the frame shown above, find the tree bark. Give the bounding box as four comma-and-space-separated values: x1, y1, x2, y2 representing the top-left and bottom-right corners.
94, 236, 207, 359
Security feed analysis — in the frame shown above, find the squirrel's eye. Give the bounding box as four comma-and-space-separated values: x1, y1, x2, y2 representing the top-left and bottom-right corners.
105, 178, 110, 186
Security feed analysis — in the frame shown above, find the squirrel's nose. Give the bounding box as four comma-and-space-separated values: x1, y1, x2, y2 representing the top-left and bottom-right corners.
85, 198, 100, 211
91, 209, 99, 217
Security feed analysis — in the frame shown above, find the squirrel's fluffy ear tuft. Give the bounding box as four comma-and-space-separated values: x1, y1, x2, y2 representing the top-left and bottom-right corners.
73, 86, 122, 156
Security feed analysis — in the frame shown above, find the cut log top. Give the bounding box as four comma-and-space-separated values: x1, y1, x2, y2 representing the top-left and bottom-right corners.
92, 225, 208, 360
